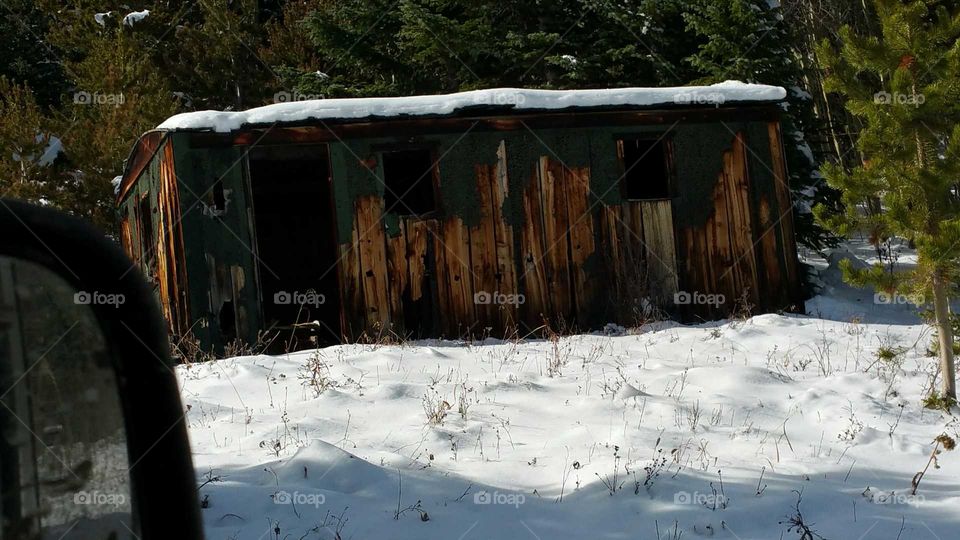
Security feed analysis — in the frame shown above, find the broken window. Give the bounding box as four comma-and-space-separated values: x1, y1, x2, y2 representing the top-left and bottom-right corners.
381, 148, 437, 216
209, 179, 227, 215
618, 138, 671, 200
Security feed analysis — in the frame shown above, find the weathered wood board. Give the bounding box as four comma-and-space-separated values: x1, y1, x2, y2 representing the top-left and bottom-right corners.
355, 195, 390, 332
677, 132, 761, 319
768, 122, 801, 309
599, 200, 679, 316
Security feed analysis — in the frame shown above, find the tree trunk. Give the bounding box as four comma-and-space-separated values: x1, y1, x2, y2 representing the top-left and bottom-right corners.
932, 271, 957, 400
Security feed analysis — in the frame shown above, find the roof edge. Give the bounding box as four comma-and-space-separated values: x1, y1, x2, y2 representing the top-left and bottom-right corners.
156, 82, 787, 134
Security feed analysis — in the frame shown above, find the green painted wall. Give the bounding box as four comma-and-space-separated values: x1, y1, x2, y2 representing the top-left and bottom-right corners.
171, 134, 261, 352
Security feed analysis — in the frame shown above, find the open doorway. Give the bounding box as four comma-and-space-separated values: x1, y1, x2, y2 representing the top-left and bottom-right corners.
248, 145, 341, 348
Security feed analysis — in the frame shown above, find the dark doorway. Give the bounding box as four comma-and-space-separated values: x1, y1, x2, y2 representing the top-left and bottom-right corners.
249, 146, 341, 347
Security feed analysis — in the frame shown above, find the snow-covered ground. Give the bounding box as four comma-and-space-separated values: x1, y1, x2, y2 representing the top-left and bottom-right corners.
178, 245, 960, 540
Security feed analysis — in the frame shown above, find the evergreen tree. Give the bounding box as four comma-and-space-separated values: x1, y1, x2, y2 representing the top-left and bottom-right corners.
817, 0, 960, 401
159, 0, 278, 109
277, 0, 835, 249
261, 0, 330, 95
276, 0, 693, 97
0, 78, 61, 203
684, 0, 839, 251
289, 0, 416, 98
35, 1, 179, 229
0, 0, 68, 107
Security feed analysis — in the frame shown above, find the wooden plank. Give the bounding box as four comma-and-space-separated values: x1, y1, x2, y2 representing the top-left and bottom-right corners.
564, 166, 596, 325
756, 196, 783, 311
386, 218, 408, 333
338, 222, 364, 340
492, 141, 519, 331
119, 216, 135, 260
678, 133, 762, 320
437, 217, 474, 336
624, 203, 645, 270
599, 204, 630, 320
469, 164, 500, 332
156, 142, 185, 335
725, 134, 761, 310
520, 163, 549, 328
165, 143, 190, 336
712, 149, 736, 305
599, 200, 680, 321
768, 122, 801, 307
432, 219, 451, 327
640, 200, 679, 305
540, 156, 572, 322
405, 219, 430, 302
355, 195, 390, 333
691, 227, 713, 320
155, 176, 173, 331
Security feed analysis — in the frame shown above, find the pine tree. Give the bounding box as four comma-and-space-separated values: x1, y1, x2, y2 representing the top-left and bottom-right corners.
285, 0, 417, 98
35, 1, 180, 229
0, 78, 60, 203
159, 0, 277, 109
684, 0, 839, 251
0, 0, 68, 107
271, 0, 704, 97
817, 0, 960, 400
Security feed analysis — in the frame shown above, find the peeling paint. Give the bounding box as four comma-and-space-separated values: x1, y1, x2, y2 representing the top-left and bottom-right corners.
118, 107, 801, 351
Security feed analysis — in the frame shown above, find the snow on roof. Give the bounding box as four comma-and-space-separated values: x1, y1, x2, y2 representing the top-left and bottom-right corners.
156, 81, 786, 133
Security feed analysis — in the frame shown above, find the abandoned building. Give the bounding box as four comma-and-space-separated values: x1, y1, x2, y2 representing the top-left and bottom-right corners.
115, 82, 802, 352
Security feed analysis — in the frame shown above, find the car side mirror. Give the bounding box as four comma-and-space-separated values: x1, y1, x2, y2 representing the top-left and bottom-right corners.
0, 199, 203, 539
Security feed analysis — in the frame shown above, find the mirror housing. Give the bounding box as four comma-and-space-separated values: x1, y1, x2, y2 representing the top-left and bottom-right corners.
0, 199, 203, 539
